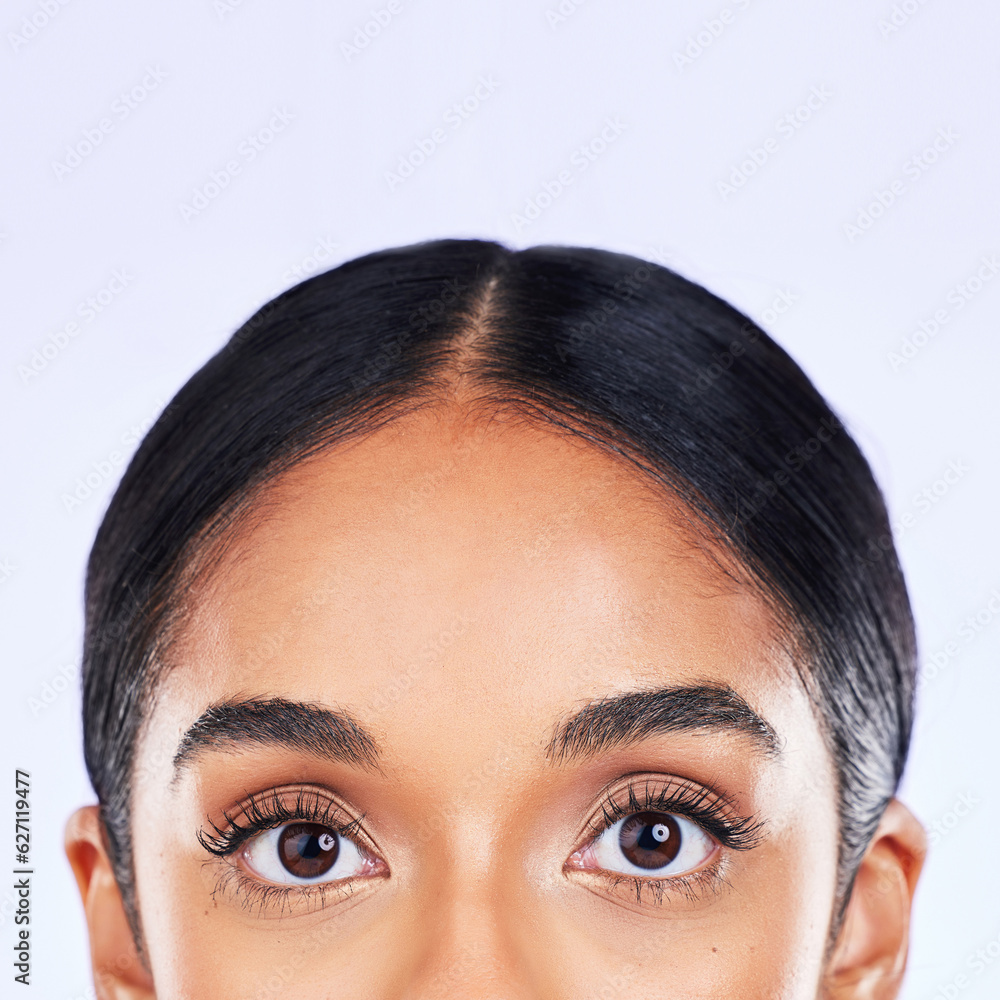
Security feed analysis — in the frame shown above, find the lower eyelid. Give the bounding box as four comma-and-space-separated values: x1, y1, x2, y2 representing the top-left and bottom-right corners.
207, 848, 388, 919
567, 849, 733, 908
210, 860, 358, 917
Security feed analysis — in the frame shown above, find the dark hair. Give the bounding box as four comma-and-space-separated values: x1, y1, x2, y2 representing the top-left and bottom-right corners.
82, 238, 915, 953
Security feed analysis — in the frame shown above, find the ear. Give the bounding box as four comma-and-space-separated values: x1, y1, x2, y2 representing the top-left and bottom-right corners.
65, 806, 156, 999
821, 797, 927, 999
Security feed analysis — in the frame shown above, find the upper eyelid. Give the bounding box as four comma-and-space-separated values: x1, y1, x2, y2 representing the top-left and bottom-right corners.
197, 785, 365, 856
584, 775, 766, 852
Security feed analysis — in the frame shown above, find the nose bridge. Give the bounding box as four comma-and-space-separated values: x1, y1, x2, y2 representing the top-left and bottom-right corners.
397, 805, 541, 1000
400, 884, 536, 1000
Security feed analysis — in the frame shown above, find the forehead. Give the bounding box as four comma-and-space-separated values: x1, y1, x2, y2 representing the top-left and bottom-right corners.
153, 404, 804, 764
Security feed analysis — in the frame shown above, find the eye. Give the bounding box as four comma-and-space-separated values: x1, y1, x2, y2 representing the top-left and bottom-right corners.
574, 810, 718, 878
240, 821, 376, 885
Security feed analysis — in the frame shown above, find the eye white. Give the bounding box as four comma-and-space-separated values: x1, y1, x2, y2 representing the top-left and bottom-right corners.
588, 813, 716, 878
241, 825, 370, 885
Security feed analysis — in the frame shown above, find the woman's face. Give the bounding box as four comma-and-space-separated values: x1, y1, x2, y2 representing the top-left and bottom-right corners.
122, 404, 846, 998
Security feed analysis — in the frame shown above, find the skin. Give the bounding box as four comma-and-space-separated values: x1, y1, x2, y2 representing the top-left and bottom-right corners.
66, 402, 926, 999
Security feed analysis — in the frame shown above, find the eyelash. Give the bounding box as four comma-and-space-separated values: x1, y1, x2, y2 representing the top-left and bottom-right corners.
198, 787, 374, 916
198, 786, 364, 857
574, 775, 765, 905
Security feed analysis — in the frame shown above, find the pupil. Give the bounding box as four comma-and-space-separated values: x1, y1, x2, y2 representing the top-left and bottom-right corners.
278, 822, 339, 878
619, 812, 682, 870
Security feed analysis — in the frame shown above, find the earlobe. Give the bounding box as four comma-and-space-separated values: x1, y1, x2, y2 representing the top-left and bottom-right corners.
65, 806, 156, 1000
821, 797, 928, 999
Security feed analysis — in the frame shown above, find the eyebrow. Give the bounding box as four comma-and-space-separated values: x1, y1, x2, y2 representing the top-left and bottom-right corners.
545, 684, 783, 763
171, 697, 381, 780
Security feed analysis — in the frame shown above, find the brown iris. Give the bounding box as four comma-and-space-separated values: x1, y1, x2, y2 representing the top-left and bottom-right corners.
277, 823, 340, 878
618, 812, 682, 870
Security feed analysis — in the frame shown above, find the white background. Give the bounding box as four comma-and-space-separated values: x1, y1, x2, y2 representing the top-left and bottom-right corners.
2, 1, 998, 997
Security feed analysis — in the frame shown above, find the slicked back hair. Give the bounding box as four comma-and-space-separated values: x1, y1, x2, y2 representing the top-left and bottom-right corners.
81, 238, 915, 953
